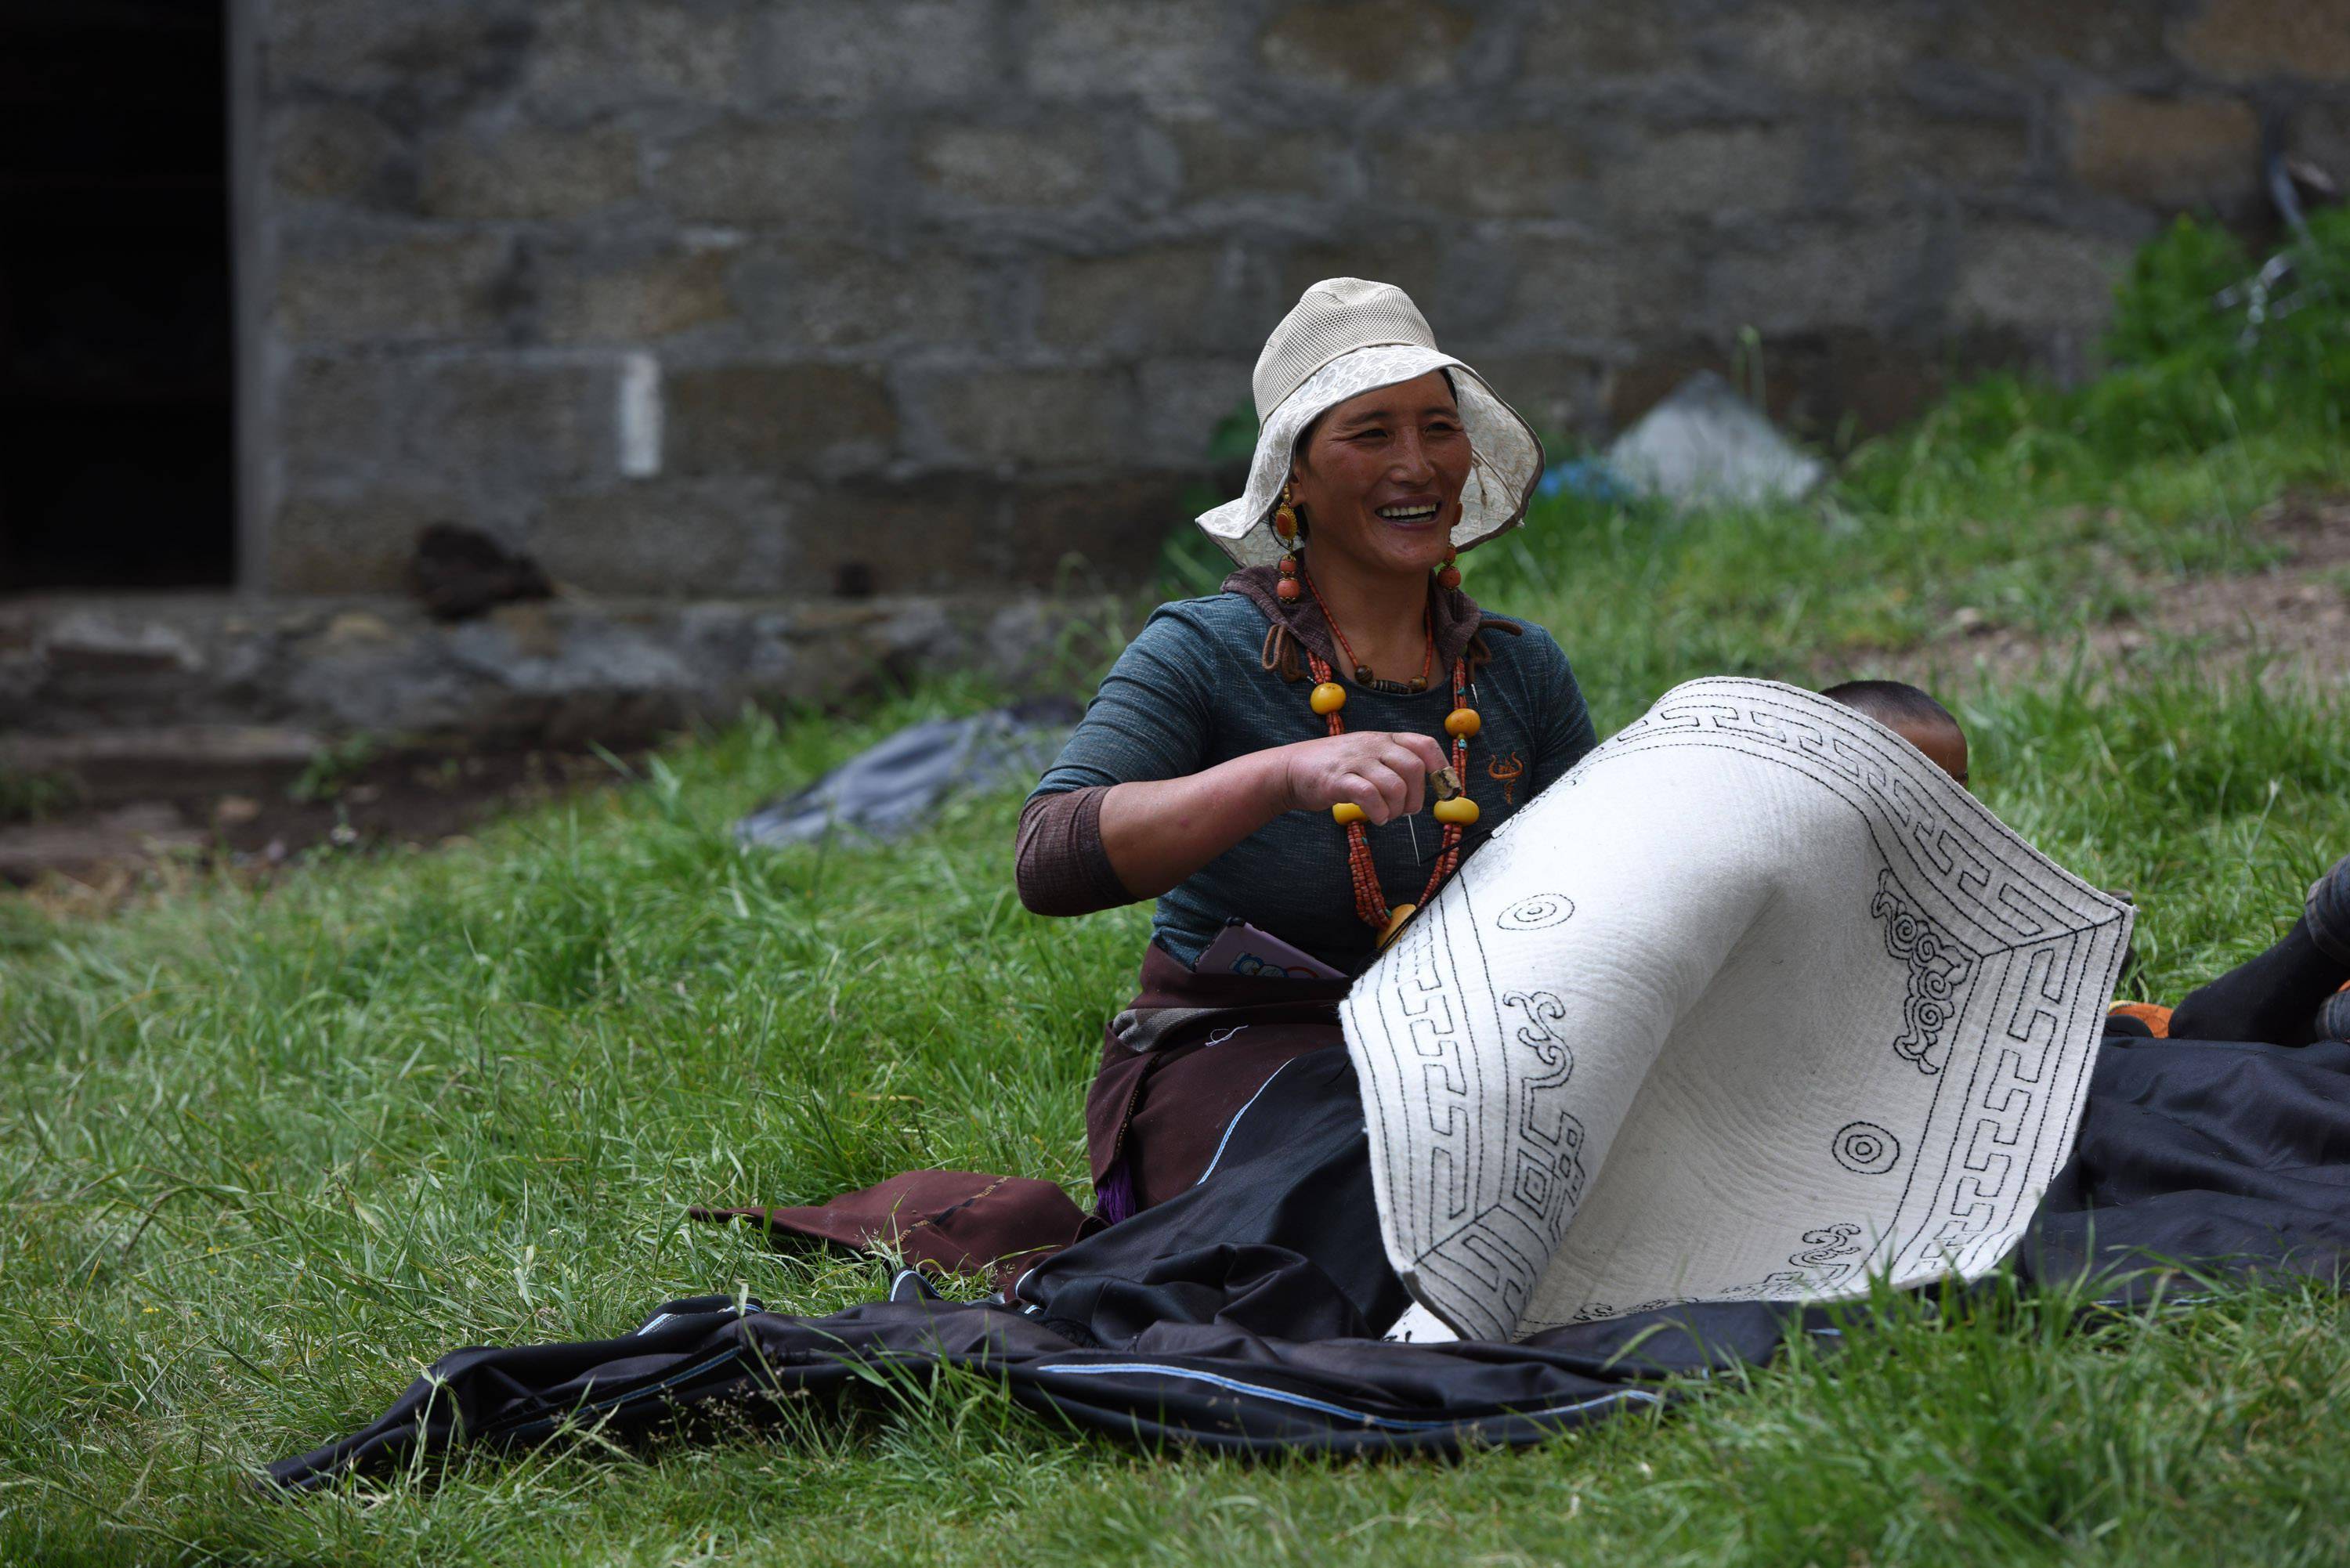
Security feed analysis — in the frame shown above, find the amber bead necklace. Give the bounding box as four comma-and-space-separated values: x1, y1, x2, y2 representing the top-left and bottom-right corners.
1274, 485, 1482, 950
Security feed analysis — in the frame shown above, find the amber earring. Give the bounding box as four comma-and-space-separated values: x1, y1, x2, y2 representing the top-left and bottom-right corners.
1274, 483, 1303, 602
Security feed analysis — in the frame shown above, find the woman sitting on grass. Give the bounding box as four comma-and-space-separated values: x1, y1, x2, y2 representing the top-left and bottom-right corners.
1013, 278, 1594, 1221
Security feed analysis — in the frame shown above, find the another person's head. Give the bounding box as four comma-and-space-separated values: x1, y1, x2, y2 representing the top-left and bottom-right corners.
1822, 680, 1969, 788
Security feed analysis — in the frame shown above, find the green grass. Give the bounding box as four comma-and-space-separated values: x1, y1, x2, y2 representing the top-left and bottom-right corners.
9, 215, 2350, 1562
5, 598, 2348, 1563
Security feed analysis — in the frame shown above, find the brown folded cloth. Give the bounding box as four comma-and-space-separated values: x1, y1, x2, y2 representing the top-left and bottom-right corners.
693, 943, 1353, 1288
689, 1171, 1092, 1295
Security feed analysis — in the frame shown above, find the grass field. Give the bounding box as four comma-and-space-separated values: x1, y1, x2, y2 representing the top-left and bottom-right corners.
8, 269, 2350, 1561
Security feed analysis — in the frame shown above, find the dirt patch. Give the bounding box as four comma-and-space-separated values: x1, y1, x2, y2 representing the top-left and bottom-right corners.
1845, 491, 2350, 692
0, 739, 633, 907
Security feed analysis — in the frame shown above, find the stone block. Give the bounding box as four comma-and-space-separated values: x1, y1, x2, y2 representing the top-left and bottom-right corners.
1258, 0, 1475, 89
278, 233, 515, 346
1952, 225, 2135, 331
2068, 92, 2260, 209
1601, 126, 1813, 226
1026, 0, 1228, 106
530, 479, 793, 594
1502, 240, 1692, 341
540, 243, 736, 343
2171, 0, 2350, 83
270, 103, 410, 206
1932, 0, 2171, 74
1706, 221, 1929, 337
1603, 328, 2015, 444
38, 614, 202, 675
2290, 101, 2350, 182
1809, 327, 2032, 435
1459, 353, 1604, 440
1722, 3, 1925, 96
1138, 359, 1255, 458
1003, 476, 1191, 587
280, 357, 395, 489
1036, 247, 1250, 355
790, 475, 1010, 594
728, 247, 988, 350
421, 125, 640, 220
268, 493, 457, 592
266, 0, 534, 100
523, 0, 750, 114
913, 367, 1137, 468
665, 364, 898, 475
916, 124, 1104, 208
397, 361, 614, 486
1279, 234, 1445, 320
1379, 128, 1595, 219
1170, 122, 1346, 201
661, 117, 862, 225
1853, 114, 2033, 204
1520, 7, 1681, 78
754, 1, 998, 107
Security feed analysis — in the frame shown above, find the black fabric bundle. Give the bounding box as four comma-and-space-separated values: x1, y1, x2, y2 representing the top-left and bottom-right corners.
266, 1033, 2350, 1493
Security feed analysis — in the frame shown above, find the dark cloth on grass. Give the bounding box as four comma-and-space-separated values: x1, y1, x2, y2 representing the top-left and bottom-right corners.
267, 1024, 2350, 1490
2168, 916, 2343, 1046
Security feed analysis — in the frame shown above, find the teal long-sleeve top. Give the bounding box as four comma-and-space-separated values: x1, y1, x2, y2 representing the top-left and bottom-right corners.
1028, 591, 1596, 977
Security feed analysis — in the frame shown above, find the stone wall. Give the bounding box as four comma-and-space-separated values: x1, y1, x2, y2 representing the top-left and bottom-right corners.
254, 0, 2350, 598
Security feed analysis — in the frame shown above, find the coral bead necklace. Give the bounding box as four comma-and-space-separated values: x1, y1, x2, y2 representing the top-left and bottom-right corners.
1298, 571, 1483, 950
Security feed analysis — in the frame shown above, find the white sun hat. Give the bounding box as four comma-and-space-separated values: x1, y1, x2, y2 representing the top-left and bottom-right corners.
1195, 277, 1546, 567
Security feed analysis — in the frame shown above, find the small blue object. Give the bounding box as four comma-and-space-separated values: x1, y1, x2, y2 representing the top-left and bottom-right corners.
734, 698, 1080, 847
1538, 457, 1633, 502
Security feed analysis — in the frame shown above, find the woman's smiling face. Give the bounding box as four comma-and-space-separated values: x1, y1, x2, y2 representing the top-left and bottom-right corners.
1288, 370, 1470, 579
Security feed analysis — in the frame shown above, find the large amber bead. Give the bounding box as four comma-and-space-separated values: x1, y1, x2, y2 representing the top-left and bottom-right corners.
1444, 707, 1481, 738
1332, 801, 1367, 826
1309, 681, 1347, 715
1434, 796, 1480, 826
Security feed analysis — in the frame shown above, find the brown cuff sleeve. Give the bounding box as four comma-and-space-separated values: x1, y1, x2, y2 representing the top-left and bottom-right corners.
1015, 786, 1135, 916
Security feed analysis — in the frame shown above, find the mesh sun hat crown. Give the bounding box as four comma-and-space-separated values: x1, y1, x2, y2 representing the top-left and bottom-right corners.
1196, 277, 1546, 567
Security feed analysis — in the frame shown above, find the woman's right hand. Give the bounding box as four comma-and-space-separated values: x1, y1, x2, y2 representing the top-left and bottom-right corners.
1278, 732, 1449, 825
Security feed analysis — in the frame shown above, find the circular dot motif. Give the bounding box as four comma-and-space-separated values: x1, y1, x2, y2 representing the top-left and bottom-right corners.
1832, 1122, 1901, 1176
1497, 894, 1576, 930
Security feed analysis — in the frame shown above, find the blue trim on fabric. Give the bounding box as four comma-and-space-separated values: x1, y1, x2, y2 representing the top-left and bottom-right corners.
1031, 1360, 1661, 1431
1193, 1058, 1296, 1187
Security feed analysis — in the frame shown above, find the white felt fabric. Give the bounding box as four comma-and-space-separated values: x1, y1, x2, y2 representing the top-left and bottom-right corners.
1342, 677, 2132, 1343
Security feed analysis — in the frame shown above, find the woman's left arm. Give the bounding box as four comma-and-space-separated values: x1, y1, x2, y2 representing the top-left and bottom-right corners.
1527, 630, 1598, 793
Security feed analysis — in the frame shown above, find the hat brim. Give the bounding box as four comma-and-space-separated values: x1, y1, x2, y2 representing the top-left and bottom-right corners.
1195, 345, 1546, 568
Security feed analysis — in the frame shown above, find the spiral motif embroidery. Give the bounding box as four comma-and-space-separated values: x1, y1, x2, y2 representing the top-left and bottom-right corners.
1791, 1222, 1864, 1266
1832, 1121, 1901, 1176
1870, 869, 1977, 1075
1497, 894, 1576, 930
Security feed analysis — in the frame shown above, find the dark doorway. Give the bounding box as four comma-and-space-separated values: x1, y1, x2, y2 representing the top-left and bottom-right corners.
0, 0, 235, 590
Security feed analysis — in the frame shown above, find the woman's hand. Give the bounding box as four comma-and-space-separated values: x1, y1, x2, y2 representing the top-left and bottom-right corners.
1278, 732, 1448, 825
1090, 730, 1448, 900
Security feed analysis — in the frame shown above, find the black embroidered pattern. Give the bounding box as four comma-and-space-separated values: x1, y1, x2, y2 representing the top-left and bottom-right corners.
1871, 868, 1978, 1075
1791, 1222, 1864, 1266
